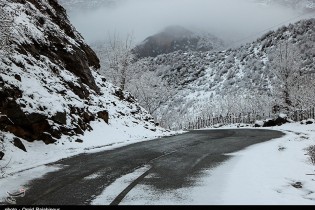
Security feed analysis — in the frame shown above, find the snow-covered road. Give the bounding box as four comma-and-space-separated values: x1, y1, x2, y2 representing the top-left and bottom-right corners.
1, 123, 314, 205
121, 124, 315, 205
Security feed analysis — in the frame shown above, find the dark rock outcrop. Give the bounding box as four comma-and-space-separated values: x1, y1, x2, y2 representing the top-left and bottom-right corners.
114, 89, 125, 101
97, 111, 109, 124
0, 88, 54, 142
263, 117, 289, 127
52, 112, 67, 125
13, 137, 27, 152
0, 151, 4, 160
75, 139, 83, 143
0, 115, 13, 130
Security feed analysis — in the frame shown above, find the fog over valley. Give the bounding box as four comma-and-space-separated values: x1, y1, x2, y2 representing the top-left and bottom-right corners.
63, 0, 312, 45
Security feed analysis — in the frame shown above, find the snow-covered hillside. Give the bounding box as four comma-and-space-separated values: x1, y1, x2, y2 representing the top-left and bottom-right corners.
255, 0, 315, 12
130, 19, 315, 129
0, 0, 175, 177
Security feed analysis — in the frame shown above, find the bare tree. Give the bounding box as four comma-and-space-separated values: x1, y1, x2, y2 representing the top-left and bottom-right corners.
102, 32, 135, 91
0, 2, 13, 56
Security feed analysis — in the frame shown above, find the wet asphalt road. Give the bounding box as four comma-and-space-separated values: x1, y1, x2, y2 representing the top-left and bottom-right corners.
11, 129, 284, 205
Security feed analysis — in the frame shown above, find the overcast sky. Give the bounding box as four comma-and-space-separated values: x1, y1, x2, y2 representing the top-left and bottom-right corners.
68, 0, 305, 45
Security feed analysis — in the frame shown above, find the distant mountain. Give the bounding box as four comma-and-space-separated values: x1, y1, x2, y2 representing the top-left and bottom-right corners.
133, 26, 225, 59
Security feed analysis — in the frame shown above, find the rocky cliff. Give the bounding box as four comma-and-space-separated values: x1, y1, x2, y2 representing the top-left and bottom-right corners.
0, 0, 163, 146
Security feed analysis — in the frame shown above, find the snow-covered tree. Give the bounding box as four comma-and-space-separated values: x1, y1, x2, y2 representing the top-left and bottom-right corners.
127, 71, 174, 116
0, 2, 13, 55
269, 41, 302, 112
101, 33, 136, 91
290, 70, 315, 110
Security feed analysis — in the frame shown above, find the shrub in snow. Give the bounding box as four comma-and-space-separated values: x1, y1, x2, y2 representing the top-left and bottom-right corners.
306, 145, 315, 165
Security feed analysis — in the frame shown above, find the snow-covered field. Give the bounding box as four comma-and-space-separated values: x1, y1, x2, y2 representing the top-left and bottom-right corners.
1, 122, 314, 205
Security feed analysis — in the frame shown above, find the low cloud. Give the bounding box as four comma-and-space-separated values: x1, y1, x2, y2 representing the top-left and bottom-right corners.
69, 0, 305, 45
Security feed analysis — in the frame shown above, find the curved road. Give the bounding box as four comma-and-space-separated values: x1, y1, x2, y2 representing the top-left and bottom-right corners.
12, 129, 283, 205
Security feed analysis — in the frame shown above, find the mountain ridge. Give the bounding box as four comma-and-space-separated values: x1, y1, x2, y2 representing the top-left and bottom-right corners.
133, 25, 225, 59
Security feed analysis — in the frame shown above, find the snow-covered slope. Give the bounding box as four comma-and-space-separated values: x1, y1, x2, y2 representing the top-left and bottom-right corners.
255, 0, 315, 12
0, 0, 174, 176
131, 19, 315, 129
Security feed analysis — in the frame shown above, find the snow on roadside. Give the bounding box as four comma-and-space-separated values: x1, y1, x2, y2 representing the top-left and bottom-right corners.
0, 119, 181, 204
0, 119, 177, 177
0, 165, 62, 205
187, 122, 315, 205
119, 122, 315, 205
213, 124, 315, 205
2, 121, 314, 205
